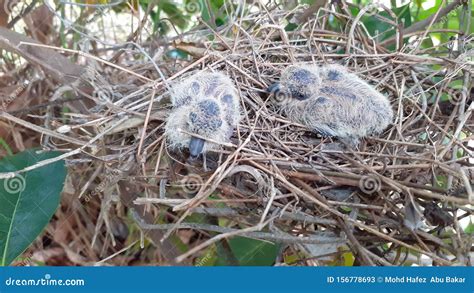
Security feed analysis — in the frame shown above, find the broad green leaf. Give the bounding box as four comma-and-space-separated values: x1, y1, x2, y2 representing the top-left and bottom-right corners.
208, 0, 224, 13
415, 0, 443, 21
160, 0, 188, 29
416, 6, 438, 22
0, 150, 66, 266
198, 0, 211, 22
353, 4, 412, 42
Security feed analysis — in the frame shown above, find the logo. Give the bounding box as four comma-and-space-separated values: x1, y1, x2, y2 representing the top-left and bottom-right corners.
3, 174, 26, 194
358, 175, 381, 195
180, 174, 204, 194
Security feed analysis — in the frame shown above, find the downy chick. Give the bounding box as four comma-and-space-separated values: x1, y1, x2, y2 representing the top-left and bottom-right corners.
165, 71, 241, 157
267, 64, 393, 146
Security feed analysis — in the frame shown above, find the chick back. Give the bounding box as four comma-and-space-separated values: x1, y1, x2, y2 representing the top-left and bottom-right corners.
278, 64, 393, 145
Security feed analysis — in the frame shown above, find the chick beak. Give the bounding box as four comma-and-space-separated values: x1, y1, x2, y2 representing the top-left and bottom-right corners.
267, 82, 281, 94
189, 137, 205, 158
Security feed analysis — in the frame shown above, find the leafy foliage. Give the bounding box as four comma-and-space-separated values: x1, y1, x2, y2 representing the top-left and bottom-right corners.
350, 4, 412, 41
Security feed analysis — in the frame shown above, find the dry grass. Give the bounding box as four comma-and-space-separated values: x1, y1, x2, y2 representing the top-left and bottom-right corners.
1, 2, 473, 266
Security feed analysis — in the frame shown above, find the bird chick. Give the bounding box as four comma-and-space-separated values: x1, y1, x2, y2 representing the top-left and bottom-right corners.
165, 71, 241, 158
267, 64, 393, 146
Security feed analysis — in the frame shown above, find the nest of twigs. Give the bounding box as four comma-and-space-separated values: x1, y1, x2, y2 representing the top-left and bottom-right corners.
2, 2, 473, 266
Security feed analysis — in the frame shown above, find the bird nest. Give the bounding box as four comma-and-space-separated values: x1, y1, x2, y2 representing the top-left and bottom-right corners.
7, 4, 473, 266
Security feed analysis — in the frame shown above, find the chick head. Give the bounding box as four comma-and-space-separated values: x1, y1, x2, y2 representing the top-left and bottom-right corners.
267, 65, 321, 102
165, 72, 241, 158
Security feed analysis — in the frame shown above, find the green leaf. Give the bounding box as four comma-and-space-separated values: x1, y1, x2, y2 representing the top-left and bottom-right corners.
343, 252, 355, 266
285, 23, 298, 31
420, 37, 434, 50
220, 236, 278, 266
435, 175, 448, 188
195, 245, 218, 266
160, 0, 188, 29
465, 220, 474, 235
195, 0, 209, 22
0, 150, 67, 266
0, 139, 13, 156
353, 3, 411, 42
283, 253, 300, 264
